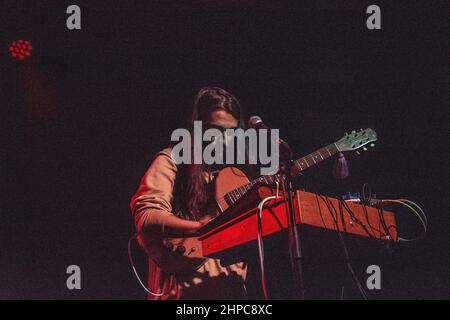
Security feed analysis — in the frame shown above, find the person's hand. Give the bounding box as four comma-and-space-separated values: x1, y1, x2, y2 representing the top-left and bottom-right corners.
185, 220, 204, 236
160, 215, 205, 238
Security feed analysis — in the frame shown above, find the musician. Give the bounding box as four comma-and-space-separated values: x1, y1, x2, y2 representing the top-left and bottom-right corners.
130, 87, 254, 299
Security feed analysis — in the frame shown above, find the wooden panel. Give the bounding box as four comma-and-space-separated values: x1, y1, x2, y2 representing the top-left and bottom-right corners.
295, 191, 397, 241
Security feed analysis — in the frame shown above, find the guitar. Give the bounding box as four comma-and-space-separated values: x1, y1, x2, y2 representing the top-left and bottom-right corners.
155, 128, 378, 275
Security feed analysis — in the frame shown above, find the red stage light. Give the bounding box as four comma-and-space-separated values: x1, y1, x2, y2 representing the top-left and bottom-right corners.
9, 39, 33, 61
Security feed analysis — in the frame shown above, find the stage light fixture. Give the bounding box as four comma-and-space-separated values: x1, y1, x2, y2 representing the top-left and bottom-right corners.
9, 39, 33, 61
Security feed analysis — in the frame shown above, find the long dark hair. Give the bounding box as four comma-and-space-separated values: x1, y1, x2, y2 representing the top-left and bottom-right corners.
176, 87, 245, 220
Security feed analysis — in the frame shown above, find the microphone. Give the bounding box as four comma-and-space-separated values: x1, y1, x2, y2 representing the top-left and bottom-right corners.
248, 116, 268, 130
248, 115, 292, 159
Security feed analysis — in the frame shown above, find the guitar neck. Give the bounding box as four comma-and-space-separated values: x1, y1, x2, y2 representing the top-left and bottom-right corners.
291, 143, 340, 174
224, 143, 340, 207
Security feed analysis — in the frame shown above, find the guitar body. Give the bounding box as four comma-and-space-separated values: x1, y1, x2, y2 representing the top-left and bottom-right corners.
215, 167, 251, 213
155, 237, 206, 275
153, 167, 250, 275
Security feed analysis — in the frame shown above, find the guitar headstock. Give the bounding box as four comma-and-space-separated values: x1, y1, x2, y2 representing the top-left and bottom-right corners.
335, 128, 377, 152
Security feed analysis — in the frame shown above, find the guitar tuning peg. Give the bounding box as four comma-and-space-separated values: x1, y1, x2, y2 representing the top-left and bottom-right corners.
351, 130, 356, 134
356, 150, 360, 155
370, 143, 375, 148
363, 147, 368, 151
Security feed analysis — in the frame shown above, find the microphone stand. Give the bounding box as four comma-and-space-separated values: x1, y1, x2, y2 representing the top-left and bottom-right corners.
279, 144, 305, 300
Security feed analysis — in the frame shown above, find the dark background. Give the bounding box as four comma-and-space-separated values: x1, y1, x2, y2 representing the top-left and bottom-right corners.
0, 0, 448, 299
